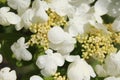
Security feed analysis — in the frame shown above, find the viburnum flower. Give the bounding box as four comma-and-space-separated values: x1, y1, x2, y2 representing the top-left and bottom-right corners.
15, 0, 48, 31
36, 49, 65, 77
48, 26, 76, 55
0, 54, 3, 63
11, 37, 32, 61
30, 75, 43, 80
7, 0, 31, 15
0, 67, 17, 80
66, 55, 96, 80
32, 0, 49, 23
45, 0, 74, 17
15, 9, 34, 30
0, 7, 20, 26
95, 50, 120, 77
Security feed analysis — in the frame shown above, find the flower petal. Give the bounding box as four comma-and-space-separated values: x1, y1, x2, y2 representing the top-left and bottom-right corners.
30, 75, 43, 80
6, 12, 21, 24
0, 54, 3, 63
48, 26, 65, 44
53, 53, 65, 66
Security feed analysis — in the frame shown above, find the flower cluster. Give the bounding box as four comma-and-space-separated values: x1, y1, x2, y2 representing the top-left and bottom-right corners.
1, 0, 120, 80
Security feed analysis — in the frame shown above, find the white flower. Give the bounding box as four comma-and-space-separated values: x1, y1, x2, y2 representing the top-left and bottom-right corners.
46, 0, 74, 17
95, 50, 120, 77
66, 55, 96, 80
36, 49, 65, 77
94, 0, 110, 16
0, 54, 3, 63
0, 67, 17, 80
32, 0, 49, 23
7, 0, 31, 15
48, 26, 76, 55
30, 75, 43, 80
15, 9, 34, 30
11, 37, 32, 61
68, 15, 88, 36
48, 26, 65, 44
0, 7, 21, 26
16, 0, 48, 31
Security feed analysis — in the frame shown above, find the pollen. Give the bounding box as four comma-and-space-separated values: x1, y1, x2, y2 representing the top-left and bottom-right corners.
27, 8, 67, 50
53, 72, 68, 80
77, 27, 117, 62
46, 8, 68, 27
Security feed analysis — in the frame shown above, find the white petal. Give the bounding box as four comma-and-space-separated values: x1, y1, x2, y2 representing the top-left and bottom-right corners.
30, 75, 43, 80
58, 44, 75, 55
0, 7, 10, 13
41, 63, 57, 77
93, 13, 103, 23
48, 26, 65, 44
68, 0, 94, 6
45, 49, 53, 55
32, 0, 48, 10
15, 20, 24, 31
95, 65, 108, 77
53, 53, 65, 66
0, 14, 9, 26
36, 56, 47, 69
6, 12, 21, 24
67, 59, 95, 80
17, 37, 25, 46
21, 49, 32, 61
112, 17, 120, 32
32, 8, 48, 23
88, 65, 96, 77
65, 55, 80, 62
94, 0, 110, 16
22, 9, 34, 29
0, 67, 17, 80
0, 54, 3, 63
11, 43, 22, 60
7, 0, 31, 14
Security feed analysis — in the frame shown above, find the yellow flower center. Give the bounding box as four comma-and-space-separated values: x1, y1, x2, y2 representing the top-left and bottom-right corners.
77, 27, 117, 62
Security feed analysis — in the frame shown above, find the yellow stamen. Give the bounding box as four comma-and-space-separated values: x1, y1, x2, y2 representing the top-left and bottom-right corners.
77, 27, 117, 62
